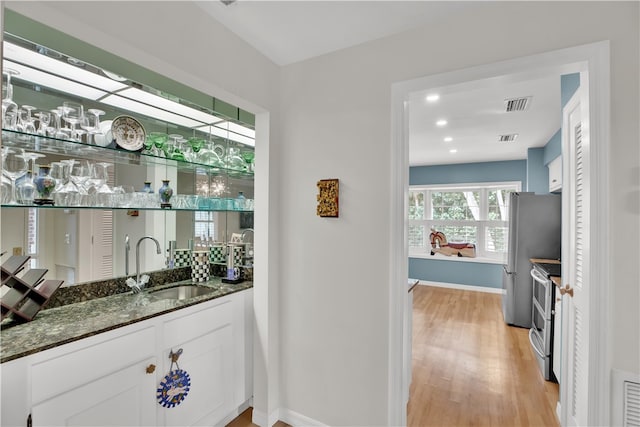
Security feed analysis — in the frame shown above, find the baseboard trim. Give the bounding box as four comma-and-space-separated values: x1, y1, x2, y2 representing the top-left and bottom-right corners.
413, 279, 504, 294
279, 408, 327, 427
252, 408, 280, 427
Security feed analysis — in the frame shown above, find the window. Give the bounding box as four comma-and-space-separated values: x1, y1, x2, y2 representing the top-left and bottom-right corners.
409, 182, 520, 260
194, 211, 216, 246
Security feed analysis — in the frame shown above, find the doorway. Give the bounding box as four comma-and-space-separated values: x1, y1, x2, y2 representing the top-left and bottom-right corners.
389, 42, 611, 426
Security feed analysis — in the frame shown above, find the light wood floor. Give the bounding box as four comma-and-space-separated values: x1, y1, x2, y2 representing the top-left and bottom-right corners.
408, 285, 559, 427
227, 285, 559, 427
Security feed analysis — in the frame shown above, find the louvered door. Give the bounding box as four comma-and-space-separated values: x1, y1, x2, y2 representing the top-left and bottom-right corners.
561, 88, 591, 426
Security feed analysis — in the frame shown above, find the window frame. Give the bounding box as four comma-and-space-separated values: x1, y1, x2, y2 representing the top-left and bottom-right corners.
409, 181, 521, 261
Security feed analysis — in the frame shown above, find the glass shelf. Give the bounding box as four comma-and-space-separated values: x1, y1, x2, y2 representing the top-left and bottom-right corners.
1, 129, 254, 178
0, 204, 254, 213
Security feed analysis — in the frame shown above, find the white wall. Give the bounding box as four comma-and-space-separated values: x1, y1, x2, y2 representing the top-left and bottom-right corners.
5, 2, 638, 426
278, 2, 638, 424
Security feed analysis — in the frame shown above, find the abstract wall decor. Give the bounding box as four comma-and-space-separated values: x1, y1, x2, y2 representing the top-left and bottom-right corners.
316, 179, 339, 217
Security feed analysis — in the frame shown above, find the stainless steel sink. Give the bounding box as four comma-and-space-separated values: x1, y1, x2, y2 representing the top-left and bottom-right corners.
149, 285, 217, 300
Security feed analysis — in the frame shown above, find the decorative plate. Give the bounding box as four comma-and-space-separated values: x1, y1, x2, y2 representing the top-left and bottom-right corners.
156, 368, 191, 408
111, 115, 146, 151
93, 120, 113, 147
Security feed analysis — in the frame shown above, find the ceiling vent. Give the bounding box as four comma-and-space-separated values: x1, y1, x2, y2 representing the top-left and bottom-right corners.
504, 96, 532, 112
498, 134, 519, 142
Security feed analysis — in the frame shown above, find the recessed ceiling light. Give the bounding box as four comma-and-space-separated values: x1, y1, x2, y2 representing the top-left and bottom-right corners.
449, 149, 457, 154
444, 136, 453, 142
436, 119, 448, 127
426, 94, 440, 102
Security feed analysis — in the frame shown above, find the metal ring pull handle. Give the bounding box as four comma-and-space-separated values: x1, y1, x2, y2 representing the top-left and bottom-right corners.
559, 284, 574, 297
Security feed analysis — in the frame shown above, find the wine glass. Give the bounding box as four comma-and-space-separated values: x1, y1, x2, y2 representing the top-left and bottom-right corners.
20, 106, 37, 134
53, 159, 76, 206
187, 137, 205, 162
69, 159, 90, 205
150, 132, 168, 157
1, 147, 14, 203
35, 111, 51, 136
18, 152, 45, 177
87, 109, 105, 135
2, 68, 19, 126
2, 147, 28, 204
62, 102, 84, 141
241, 150, 255, 172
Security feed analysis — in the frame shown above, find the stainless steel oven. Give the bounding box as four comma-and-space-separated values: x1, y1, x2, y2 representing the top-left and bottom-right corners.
528, 263, 560, 381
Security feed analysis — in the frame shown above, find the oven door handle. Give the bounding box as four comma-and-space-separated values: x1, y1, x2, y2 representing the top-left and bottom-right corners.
530, 268, 550, 285
528, 328, 546, 359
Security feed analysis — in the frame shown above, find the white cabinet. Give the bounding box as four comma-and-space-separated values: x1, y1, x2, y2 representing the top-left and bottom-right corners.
548, 156, 562, 192
0, 290, 252, 427
160, 300, 234, 426
32, 356, 158, 426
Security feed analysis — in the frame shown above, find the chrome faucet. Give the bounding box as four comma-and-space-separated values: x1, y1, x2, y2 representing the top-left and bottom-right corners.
125, 234, 130, 276
126, 236, 161, 293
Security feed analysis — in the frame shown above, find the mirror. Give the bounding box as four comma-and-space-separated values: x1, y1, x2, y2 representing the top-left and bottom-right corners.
1, 55, 255, 286
1, 204, 254, 286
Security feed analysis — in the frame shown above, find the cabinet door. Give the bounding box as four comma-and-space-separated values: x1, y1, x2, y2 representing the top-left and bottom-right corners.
160, 325, 233, 427
548, 156, 562, 192
160, 301, 234, 426
31, 357, 157, 426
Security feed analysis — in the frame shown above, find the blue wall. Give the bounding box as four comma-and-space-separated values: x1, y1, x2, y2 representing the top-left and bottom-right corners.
409, 258, 503, 289
543, 129, 562, 165
544, 73, 580, 164
409, 160, 526, 288
410, 160, 527, 186
561, 73, 580, 107
527, 147, 548, 194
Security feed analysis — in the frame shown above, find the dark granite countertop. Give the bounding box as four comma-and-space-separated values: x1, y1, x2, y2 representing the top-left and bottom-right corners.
0, 279, 252, 364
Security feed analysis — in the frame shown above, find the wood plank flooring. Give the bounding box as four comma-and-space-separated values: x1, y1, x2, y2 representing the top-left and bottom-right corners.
408, 285, 560, 427
227, 284, 559, 427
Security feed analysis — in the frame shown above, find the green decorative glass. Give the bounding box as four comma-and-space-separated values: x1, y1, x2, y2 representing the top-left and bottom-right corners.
241, 150, 255, 172
149, 132, 168, 157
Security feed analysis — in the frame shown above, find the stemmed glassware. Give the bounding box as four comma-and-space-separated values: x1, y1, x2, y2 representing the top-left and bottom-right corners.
94, 162, 113, 207
2, 68, 19, 127
148, 132, 166, 157
87, 109, 105, 136
241, 150, 255, 172
69, 159, 91, 205
20, 106, 38, 134
62, 102, 84, 141
18, 151, 45, 176
2, 147, 28, 204
35, 111, 51, 136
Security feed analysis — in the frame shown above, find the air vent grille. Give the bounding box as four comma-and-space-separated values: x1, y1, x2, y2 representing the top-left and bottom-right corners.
498, 134, 519, 142
504, 96, 532, 112
624, 380, 640, 426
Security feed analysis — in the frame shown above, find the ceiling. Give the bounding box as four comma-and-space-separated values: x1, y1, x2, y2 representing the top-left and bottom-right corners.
196, 1, 562, 166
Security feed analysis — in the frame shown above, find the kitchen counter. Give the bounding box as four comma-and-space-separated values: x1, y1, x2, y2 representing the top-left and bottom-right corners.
0, 279, 252, 363
530, 258, 562, 286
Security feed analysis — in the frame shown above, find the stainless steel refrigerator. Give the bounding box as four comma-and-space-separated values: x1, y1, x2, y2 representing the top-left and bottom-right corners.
502, 192, 561, 328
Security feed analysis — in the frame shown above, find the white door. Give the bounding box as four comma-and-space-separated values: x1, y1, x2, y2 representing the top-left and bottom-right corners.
560, 86, 590, 426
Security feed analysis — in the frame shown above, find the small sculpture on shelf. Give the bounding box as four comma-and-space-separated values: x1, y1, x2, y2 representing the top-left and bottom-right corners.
33, 165, 56, 205
158, 179, 173, 209
429, 228, 476, 258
